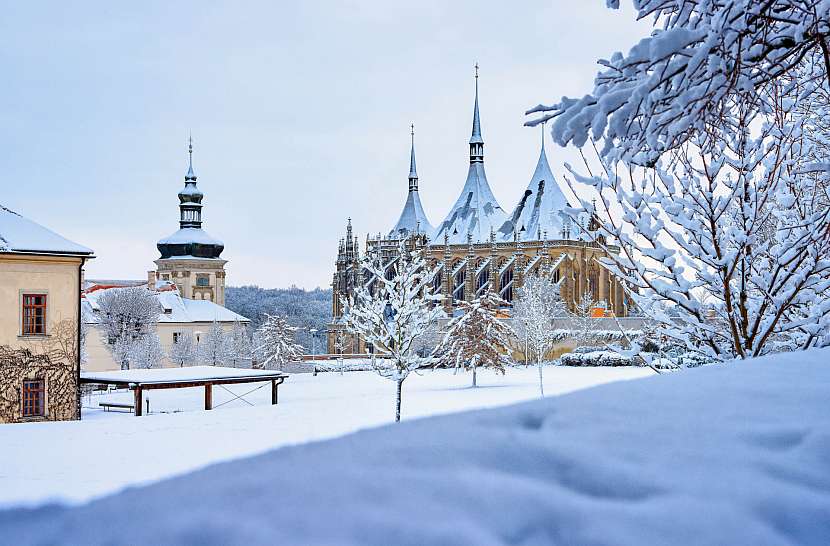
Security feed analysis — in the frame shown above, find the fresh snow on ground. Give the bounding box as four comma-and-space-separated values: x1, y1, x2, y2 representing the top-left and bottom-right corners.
3, 349, 829, 545
0, 365, 650, 508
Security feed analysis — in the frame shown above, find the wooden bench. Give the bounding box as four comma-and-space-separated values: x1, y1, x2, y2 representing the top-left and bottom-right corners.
99, 402, 135, 413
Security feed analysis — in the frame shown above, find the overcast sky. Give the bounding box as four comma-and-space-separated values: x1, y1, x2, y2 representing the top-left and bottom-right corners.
1, 1, 650, 289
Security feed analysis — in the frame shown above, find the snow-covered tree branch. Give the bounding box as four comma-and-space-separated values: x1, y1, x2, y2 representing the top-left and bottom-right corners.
527, 0, 830, 361
343, 239, 444, 422
528, 1, 830, 165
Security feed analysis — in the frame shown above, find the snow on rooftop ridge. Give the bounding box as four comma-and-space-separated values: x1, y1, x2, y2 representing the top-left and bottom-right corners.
158, 227, 224, 247
497, 130, 573, 241
0, 204, 93, 256
82, 285, 248, 324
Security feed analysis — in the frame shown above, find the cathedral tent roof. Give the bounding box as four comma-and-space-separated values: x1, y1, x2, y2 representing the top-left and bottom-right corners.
390, 191, 433, 238
497, 130, 572, 241
433, 162, 505, 244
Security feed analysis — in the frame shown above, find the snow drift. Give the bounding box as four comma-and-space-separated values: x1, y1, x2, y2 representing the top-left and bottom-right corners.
2, 349, 829, 545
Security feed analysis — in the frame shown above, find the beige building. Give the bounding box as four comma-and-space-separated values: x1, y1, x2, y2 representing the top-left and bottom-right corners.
0, 204, 93, 424
82, 281, 248, 372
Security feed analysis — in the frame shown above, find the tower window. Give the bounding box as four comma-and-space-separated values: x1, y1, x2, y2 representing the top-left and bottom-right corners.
196, 276, 210, 287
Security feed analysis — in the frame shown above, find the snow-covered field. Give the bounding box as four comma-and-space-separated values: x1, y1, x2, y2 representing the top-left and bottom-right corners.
3, 349, 829, 545
0, 365, 650, 508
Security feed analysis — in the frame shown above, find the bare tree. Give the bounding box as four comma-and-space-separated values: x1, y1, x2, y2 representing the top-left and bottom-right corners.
169, 332, 197, 367
513, 274, 566, 397
96, 287, 161, 369
570, 289, 598, 348
198, 320, 231, 366
435, 290, 514, 387
343, 239, 444, 422
226, 319, 252, 368
127, 333, 164, 369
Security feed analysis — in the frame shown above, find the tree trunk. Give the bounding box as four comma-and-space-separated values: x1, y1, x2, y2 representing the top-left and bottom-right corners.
538, 357, 545, 398
339, 357, 344, 376
472, 365, 477, 388
395, 378, 404, 422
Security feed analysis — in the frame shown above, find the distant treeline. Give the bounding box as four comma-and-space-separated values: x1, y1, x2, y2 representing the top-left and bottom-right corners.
225, 285, 332, 354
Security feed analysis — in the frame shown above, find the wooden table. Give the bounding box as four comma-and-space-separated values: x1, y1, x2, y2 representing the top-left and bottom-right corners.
80, 367, 289, 417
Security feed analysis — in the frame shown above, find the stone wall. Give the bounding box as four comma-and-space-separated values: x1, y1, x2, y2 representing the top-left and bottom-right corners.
0, 346, 78, 424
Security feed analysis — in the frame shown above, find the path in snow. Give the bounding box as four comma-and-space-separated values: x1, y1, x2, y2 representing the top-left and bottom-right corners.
0, 365, 650, 507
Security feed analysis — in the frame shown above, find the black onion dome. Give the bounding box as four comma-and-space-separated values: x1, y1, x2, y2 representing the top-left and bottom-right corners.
157, 227, 224, 259
157, 138, 224, 259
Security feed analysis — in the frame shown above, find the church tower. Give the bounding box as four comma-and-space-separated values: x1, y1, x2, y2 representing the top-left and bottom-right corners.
151, 137, 227, 304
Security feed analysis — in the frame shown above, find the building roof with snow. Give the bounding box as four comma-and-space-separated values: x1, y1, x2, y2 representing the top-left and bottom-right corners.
157, 138, 224, 260
83, 282, 248, 325
0, 204, 93, 256
432, 68, 506, 244
497, 127, 573, 241
389, 126, 434, 238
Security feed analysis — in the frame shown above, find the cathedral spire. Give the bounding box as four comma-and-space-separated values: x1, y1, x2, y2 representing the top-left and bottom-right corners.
409, 123, 418, 192
389, 125, 434, 238
469, 63, 484, 163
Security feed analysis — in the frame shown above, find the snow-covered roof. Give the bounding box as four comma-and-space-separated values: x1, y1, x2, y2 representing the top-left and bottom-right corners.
81, 366, 284, 385
0, 204, 93, 256
83, 285, 248, 325
432, 162, 506, 244
497, 133, 573, 241
389, 191, 433, 239
158, 227, 223, 247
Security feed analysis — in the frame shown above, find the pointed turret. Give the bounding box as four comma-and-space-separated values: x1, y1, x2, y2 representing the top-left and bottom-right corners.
157, 136, 224, 259
497, 125, 572, 242
408, 124, 418, 188
389, 125, 434, 238
433, 65, 506, 244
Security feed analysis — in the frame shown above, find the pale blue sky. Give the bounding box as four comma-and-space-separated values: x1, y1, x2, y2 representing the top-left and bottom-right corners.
0, 1, 648, 288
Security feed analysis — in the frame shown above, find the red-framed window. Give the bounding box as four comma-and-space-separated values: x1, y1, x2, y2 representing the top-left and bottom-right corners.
22, 379, 45, 417
22, 294, 47, 335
